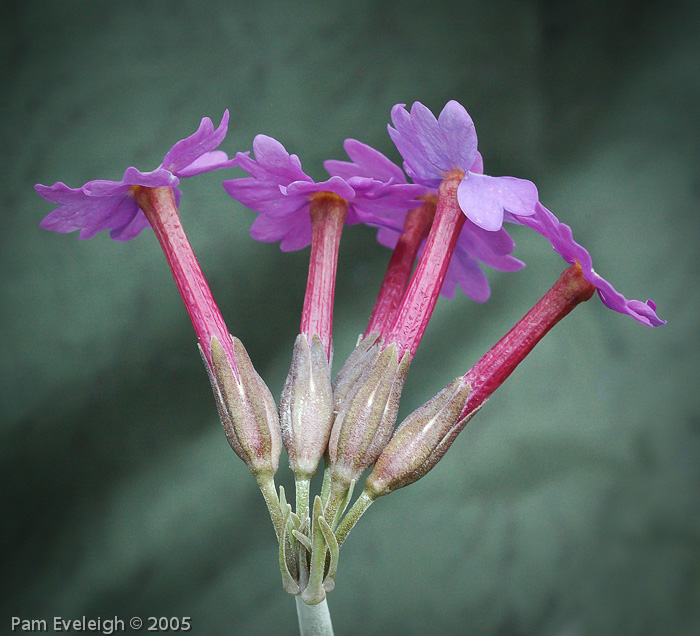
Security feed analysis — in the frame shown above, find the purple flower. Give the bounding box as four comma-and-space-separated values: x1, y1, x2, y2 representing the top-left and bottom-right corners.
511, 203, 665, 326
332, 137, 525, 303
388, 101, 538, 232
36, 111, 237, 241
223, 135, 423, 252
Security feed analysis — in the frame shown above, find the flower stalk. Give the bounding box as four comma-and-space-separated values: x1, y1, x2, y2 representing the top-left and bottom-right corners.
132, 186, 238, 374
300, 193, 348, 360
295, 597, 334, 636
365, 197, 436, 338
384, 174, 465, 358
134, 186, 282, 489
460, 262, 596, 419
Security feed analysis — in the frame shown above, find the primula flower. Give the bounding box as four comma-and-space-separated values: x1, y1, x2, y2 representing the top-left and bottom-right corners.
511, 203, 666, 327
35, 111, 237, 241
223, 135, 423, 251
327, 138, 524, 303
388, 100, 538, 232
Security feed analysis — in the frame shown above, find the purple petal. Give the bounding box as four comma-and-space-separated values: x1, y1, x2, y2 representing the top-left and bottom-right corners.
470, 151, 484, 175
81, 167, 177, 194
409, 102, 450, 172
442, 243, 491, 302
250, 208, 313, 251
176, 150, 238, 178
283, 176, 355, 200
36, 180, 140, 239
346, 178, 423, 218
376, 221, 405, 249
388, 101, 479, 188
457, 173, 538, 231
161, 110, 230, 176
37, 185, 122, 235
324, 139, 408, 183
35, 181, 90, 205
242, 135, 311, 186
514, 203, 666, 327
435, 101, 478, 173
80, 191, 140, 240
456, 220, 524, 272
223, 177, 308, 217
279, 214, 314, 252
346, 205, 406, 232
388, 104, 443, 188
109, 208, 150, 241
321, 159, 360, 182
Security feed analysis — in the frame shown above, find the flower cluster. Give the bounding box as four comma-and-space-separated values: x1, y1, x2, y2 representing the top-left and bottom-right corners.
35, 99, 664, 608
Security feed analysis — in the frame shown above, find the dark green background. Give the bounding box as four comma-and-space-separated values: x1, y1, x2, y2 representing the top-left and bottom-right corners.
2, 1, 698, 634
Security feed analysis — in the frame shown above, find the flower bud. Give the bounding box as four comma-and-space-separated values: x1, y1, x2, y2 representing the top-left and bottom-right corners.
279, 333, 334, 478
331, 332, 381, 414
204, 334, 282, 478
365, 377, 475, 497
328, 341, 410, 486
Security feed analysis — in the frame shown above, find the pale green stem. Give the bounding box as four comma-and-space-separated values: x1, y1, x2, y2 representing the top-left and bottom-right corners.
295, 475, 311, 519
334, 489, 376, 547
295, 597, 334, 636
257, 475, 284, 542
320, 464, 332, 507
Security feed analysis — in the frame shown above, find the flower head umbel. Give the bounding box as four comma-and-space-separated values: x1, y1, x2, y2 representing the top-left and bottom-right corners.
512, 203, 666, 327
35, 111, 237, 241
223, 135, 423, 251
389, 100, 538, 231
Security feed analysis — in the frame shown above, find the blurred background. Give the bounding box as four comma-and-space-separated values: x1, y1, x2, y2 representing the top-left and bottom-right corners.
2, 1, 698, 634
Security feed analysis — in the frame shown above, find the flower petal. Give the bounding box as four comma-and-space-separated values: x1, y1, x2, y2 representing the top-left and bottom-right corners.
347, 178, 423, 219
513, 203, 666, 326
109, 207, 150, 241
161, 110, 230, 176
325, 139, 407, 183
388, 101, 478, 188
176, 150, 238, 178
250, 208, 313, 251
283, 176, 355, 200
36, 180, 140, 239
246, 135, 311, 185
388, 104, 443, 188
435, 100, 478, 173
457, 173, 537, 231
441, 243, 491, 302
223, 177, 306, 217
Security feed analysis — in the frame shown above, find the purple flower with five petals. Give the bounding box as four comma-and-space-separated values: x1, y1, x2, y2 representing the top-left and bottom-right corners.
36, 111, 237, 241
388, 101, 538, 232
223, 135, 424, 252
327, 138, 524, 302
511, 203, 665, 326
